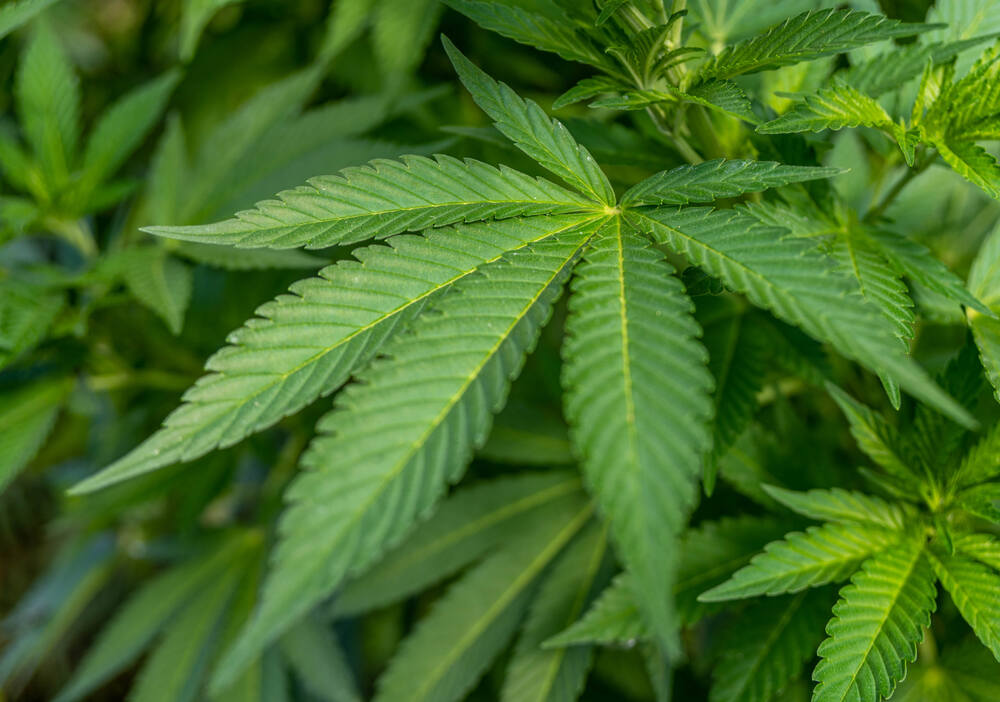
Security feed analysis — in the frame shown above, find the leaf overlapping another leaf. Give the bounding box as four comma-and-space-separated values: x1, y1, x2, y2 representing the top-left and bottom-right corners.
698, 9, 938, 81
72, 214, 596, 494
629, 208, 974, 426
699, 521, 901, 601
212, 221, 600, 688
144, 155, 594, 249
562, 218, 713, 652
812, 538, 937, 702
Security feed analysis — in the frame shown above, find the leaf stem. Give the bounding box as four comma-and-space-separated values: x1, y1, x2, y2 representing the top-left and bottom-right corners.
649, 105, 703, 164
865, 152, 933, 222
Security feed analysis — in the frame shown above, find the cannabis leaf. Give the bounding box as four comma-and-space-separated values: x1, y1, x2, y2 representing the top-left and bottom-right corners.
70, 35, 973, 693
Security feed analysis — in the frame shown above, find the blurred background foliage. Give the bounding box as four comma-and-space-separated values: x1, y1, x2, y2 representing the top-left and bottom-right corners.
0, 1, 999, 700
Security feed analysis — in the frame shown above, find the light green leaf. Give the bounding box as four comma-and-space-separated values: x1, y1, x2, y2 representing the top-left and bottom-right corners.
698, 9, 936, 80
928, 547, 1000, 661
762, 486, 908, 529
118, 248, 193, 335
333, 472, 584, 617
443, 37, 614, 206
442, 1, 617, 75
968, 221, 1000, 400
172, 242, 325, 271
373, 496, 594, 702
757, 81, 896, 134
179, 68, 322, 223
179, 0, 243, 61
629, 208, 974, 428
562, 218, 713, 652
954, 533, 1000, 572
146, 155, 592, 250
825, 383, 918, 484
0, 376, 69, 492
866, 227, 990, 316
621, 159, 840, 207
78, 69, 180, 203
501, 523, 612, 702
71, 214, 595, 494
211, 222, 599, 689
685, 80, 759, 123
372, 0, 441, 84
0, 280, 64, 370
16, 17, 79, 187
931, 139, 1000, 200
0, 0, 61, 41
812, 537, 937, 702
699, 522, 901, 601
543, 574, 643, 648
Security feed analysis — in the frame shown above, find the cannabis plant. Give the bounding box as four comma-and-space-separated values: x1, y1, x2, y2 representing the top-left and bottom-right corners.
3, 1, 1000, 702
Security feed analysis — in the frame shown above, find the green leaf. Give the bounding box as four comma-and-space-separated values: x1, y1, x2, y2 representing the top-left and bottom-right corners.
762, 485, 908, 530
928, 547, 1000, 661
319, 0, 371, 59
846, 36, 1000, 97
278, 619, 360, 702
442, 1, 617, 75
543, 574, 643, 648
372, 0, 441, 85
179, 0, 243, 61
620, 159, 840, 207
757, 81, 896, 134
629, 208, 974, 428
926, 43, 1000, 138
118, 248, 193, 335
562, 218, 713, 652
825, 383, 919, 484
0, 0, 61, 41
930, 139, 1000, 200
442, 37, 614, 206
954, 533, 1000, 572
0, 280, 64, 370
372, 496, 594, 702
71, 215, 594, 494
969, 221, 1000, 400
551, 76, 624, 110
129, 562, 244, 702
332, 472, 584, 617
0, 376, 69, 493
956, 483, 1000, 524
703, 310, 767, 477
16, 17, 79, 187
698, 9, 937, 80
172, 242, 325, 271
699, 522, 901, 601
53, 538, 251, 702
145, 155, 592, 249
812, 537, 937, 702
179, 68, 322, 223
501, 523, 612, 702
709, 588, 831, 702
953, 421, 1000, 489
684, 80, 759, 123
866, 228, 991, 316
829, 228, 914, 405
548, 515, 793, 647
211, 222, 598, 689
77, 69, 181, 202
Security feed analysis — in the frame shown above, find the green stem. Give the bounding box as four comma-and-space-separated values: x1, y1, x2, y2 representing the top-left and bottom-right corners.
865, 151, 933, 222
649, 105, 703, 164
